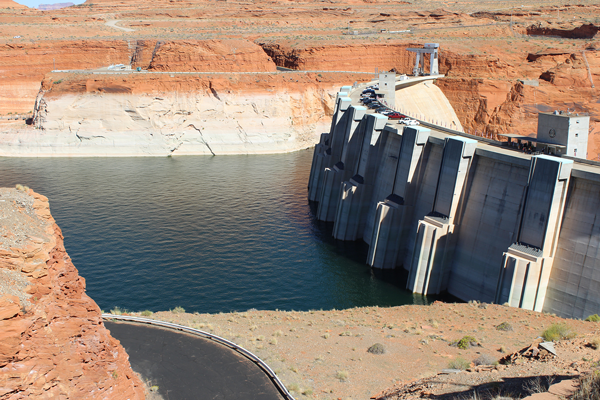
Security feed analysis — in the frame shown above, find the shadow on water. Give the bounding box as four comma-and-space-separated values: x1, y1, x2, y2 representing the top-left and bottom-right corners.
307, 200, 451, 307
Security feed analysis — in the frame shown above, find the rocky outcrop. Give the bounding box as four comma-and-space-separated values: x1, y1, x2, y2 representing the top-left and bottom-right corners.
0, 187, 144, 399
526, 23, 600, 39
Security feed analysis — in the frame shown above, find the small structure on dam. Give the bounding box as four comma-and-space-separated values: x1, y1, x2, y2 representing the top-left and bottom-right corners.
501, 111, 590, 159
407, 43, 439, 76
308, 84, 600, 320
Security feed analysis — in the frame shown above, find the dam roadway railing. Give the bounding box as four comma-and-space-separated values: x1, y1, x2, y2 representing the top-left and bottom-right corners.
101, 314, 296, 400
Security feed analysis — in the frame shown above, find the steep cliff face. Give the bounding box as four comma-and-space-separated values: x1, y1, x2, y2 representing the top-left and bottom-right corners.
148, 40, 276, 72
260, 42, 417, 72
0, 71, 359, 156
0, 39, 274, 115
436, 48, 599, 148
0, 40, 132, 114
0, 188, 144, 399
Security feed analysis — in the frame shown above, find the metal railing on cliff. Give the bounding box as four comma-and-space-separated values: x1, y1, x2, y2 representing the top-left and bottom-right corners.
101, 314, 296, 400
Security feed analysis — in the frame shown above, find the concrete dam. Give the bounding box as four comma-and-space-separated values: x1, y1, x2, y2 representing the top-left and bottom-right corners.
308, 81, 600, 320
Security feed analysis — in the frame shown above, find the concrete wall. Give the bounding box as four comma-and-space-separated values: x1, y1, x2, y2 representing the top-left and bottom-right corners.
447, 151, 529, 302
544, 173, 600, 319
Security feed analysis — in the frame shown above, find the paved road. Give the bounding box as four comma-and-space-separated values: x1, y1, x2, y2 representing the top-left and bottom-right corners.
105, 321, 284, 400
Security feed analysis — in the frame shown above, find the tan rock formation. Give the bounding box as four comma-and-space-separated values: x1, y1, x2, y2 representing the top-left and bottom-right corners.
0, 72, 366, 156
0, 188, 144, 399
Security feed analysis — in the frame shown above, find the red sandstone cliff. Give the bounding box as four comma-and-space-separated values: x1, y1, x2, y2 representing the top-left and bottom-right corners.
148, 40, 277, 72
0, 188, 145, 399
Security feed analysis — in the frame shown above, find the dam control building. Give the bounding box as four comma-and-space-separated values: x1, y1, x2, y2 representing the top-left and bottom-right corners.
308, 83, 599, 320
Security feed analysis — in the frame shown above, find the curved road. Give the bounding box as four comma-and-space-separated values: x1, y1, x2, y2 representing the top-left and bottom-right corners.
105, 321, 284, 400
106, 19, 135, 32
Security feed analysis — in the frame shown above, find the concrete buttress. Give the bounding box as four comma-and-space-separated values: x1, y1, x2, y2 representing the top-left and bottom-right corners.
495, 155, 573, 311
407, 136, 477, 295
333, 114, 388, 241
368, 126, 430, 269
308, 95, 351, 202
316, 105, 366, 222
363, 126, 403, 245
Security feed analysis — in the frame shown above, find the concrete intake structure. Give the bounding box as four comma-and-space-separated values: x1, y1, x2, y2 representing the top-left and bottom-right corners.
309, 84, 600, 320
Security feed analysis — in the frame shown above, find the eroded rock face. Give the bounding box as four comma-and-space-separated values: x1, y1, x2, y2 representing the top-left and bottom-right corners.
0, 188, 144, 399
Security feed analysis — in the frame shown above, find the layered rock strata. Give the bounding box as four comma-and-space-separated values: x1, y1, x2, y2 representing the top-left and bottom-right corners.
0, 72, 365, 156
0, 187, 144, 399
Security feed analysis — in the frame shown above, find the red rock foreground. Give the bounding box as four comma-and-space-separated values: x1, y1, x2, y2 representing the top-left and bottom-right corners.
0, 187, 144, 399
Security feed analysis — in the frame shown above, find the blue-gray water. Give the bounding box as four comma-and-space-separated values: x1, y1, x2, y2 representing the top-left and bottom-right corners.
0, 150, 438, 313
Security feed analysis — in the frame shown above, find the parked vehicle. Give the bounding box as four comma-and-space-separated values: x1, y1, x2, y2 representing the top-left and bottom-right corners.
362, 89, 375, 95
375, 107, 389, 113
387, 112, 405, 119
400, 118, 420, 125
361, 98, 373, 104
368, 102, 382, 109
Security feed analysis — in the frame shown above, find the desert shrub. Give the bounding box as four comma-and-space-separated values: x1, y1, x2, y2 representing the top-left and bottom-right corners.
523, 376, 555, 395
171, 306, 185, 313
335, 370, 349, 382
141, 310, 153, 317
110, 307, 123, 315
447, 357, 470, 370
542, 323, 576, 341
367, 343, 386, 355
287, 383, 300, 393
496, 322, 513, 331
590, 337, 600, 350
455, 336, 478, 350
571, 370, 600, 400
472, 354, 497, 366
586, 314, 600, 322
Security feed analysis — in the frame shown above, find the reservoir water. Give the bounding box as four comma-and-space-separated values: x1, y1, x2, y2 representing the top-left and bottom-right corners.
0, 150, 437, 313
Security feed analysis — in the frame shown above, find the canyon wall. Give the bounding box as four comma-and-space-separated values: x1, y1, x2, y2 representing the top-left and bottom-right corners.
0, 39, 275, 115
0, 187, 144, 399
0, 72, 358, 156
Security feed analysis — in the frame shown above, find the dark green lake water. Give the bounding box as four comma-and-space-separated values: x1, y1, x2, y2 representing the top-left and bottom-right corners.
0, 150, 437, 313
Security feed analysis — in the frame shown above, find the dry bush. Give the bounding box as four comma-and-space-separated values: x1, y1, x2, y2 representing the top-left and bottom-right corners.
571, 371, 600, 400
473, 354, 497, 366
367, 343, 385, 355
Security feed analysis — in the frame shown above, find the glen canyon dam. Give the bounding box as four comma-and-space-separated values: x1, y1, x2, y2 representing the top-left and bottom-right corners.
1, 0, 600, 399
